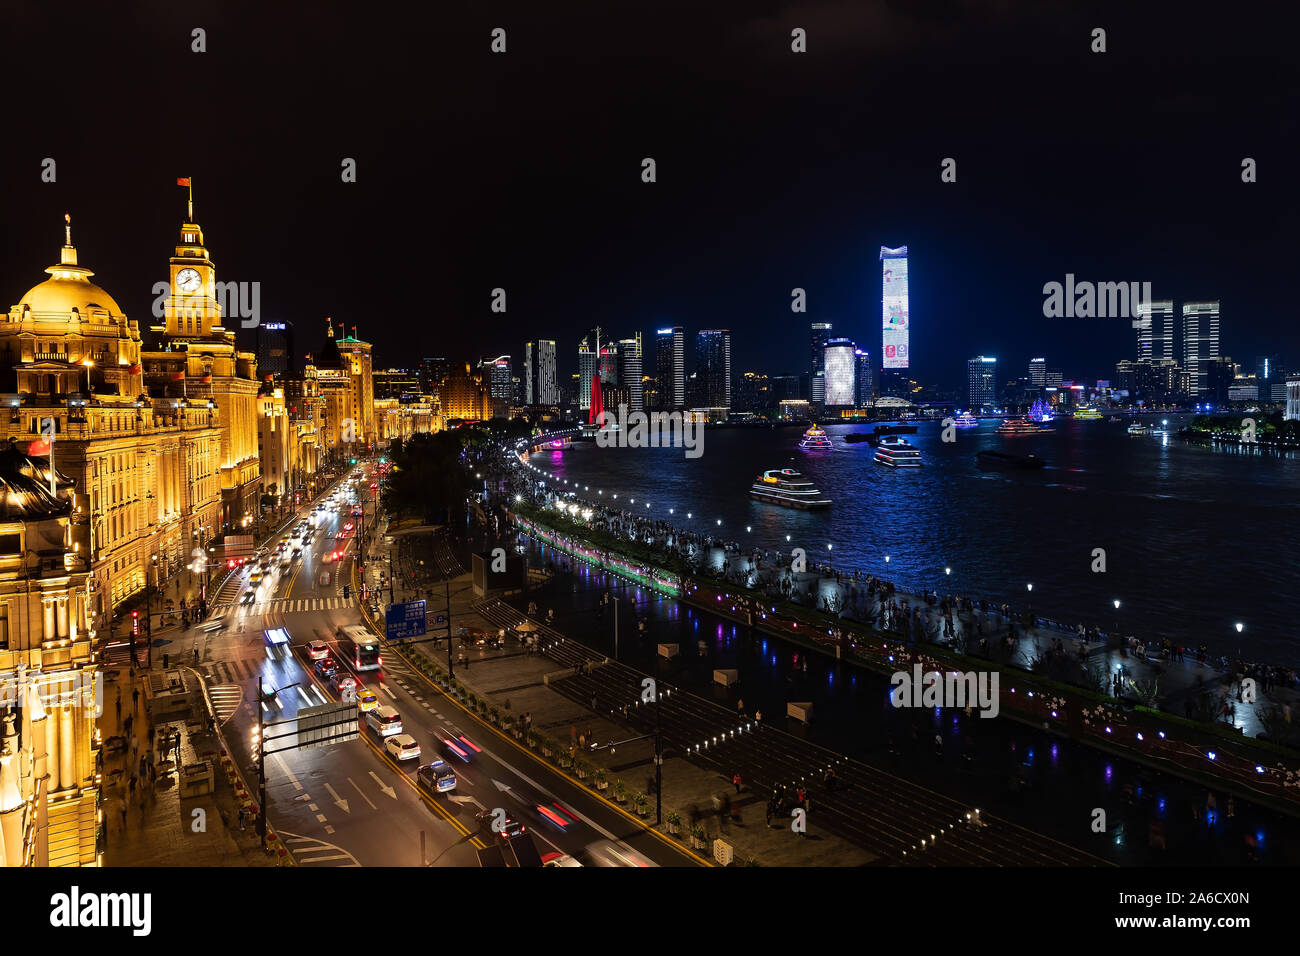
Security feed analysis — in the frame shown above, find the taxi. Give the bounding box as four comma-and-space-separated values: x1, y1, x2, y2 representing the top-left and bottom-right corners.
356, 687, 380, 712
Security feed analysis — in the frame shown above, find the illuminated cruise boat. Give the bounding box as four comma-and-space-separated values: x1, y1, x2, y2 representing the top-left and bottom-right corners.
874, 435, 922, 467
995, 417, 1049, 435
1127, 422, 1152, 435
798, 424, 833, 450
1075, 406, 1103, 420
953, 410, 979, 428
749, 469, 832, 509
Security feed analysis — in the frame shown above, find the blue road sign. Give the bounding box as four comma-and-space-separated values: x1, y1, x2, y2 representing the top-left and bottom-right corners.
386, 600, 427, 641
434, 614, 447, 625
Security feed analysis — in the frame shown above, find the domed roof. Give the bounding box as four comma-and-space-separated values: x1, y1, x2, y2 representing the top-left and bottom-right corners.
13, 215, 126, 321
18, 272, 125, 320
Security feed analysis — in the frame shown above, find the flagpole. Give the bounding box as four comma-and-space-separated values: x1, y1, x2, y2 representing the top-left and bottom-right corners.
188, 178, 193, 221
49, 434, 56, 496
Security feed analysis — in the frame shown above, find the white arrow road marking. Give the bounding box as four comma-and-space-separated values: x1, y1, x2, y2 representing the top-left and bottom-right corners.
380, 684, 398, 701
448, 793, 486, 811
369, 770, 397, 799
348, 777, 378, 810
324, 782, 350, 813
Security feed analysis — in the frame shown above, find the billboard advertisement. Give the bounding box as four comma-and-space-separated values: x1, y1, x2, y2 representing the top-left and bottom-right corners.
881, 246, 909, 369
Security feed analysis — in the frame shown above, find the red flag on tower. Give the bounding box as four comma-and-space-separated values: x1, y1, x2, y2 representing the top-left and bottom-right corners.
176, 177, 191, 187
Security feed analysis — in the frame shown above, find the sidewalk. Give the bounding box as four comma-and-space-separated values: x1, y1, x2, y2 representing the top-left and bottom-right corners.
98, 658, 280, 866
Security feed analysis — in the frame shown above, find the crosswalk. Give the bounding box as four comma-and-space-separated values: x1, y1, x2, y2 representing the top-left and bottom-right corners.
201, 658, 263, 684
209, 684, 243, 722
281, 832, 360, 867
210, 596, 352, 614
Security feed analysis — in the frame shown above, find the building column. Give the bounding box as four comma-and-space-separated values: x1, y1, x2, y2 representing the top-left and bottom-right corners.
58, 704, 74, 793
42, 600, 56, 643
56, 597, 69, 640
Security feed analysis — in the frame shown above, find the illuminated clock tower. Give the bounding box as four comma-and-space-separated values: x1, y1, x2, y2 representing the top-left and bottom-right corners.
161, 218, 230, 343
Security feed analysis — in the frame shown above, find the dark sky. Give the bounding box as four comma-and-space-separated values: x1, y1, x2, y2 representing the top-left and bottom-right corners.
2, 0, 1297, 390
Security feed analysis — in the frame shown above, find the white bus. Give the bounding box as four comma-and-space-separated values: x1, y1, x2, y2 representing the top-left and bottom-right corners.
341, 625, 382, 671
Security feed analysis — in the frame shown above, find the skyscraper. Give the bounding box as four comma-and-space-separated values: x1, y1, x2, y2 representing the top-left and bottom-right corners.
967, 355, 997, 409
1029, 357, 1046, 387
854, 348, 874, 406
881, 246, 909, 369
1182, 301, 1221, 398
823, 337, 856, 407
810, 322, 832, 380
1134, 299, 1175, 363
578, 327, 602, 411
599, 338, 619, 386
695, 329, 731, 410
480, 355, 513, 404
618, 333, 643, 412
526, 339, 557, 405
256, 320, 295, 374
420, 357, 449, 395
656, 326, 685, 408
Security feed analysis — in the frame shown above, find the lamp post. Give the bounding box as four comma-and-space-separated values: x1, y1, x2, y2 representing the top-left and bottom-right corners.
1235, 621, 1244, 659
81, 356, 93, 395
1113, 599, 1121, 638
256, 681, 298, 849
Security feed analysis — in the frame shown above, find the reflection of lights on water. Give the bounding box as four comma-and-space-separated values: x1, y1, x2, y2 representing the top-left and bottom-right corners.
1050, 742, 1058, 764
1104, 764, 1113, 782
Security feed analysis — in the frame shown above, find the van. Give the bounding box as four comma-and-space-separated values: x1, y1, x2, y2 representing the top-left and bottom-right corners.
365, 705, 402, 737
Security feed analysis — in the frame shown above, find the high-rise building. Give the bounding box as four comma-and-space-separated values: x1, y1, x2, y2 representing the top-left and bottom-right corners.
373, 368, 419, 399
656, 326, 685, 409
854, 349, 874, 406
771, 374, 802, 402
524, 340, 558, 406
810, 322, 832, 380
618, 333, 643, 412
695, 329, 731, 410
578, 327, 602, 411
1182, 301, 1221, 398
881, 245, 909, 369
810, 370, 825, 404
420, 357, 450, 395
823, 337, 856, 407
1029, 357, 1047, 387
967, 355, 997, 409
1134, 299, 1174, 363
256, 320, 294, 374
442, 362, 493, 420
480, 355, 513, 404
599, 339, 619, 386
1256, 354, 1283, 402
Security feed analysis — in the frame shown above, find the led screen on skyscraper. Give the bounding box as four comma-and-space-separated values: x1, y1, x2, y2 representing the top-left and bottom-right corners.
823, 338, 856, 406
881, 246, 909, 369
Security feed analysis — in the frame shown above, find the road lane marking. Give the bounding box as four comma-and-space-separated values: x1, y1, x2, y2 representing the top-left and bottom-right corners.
273, 752, 304, 792
348, 777, 378, 810
369, 770, 398, 799
325, 782, 351, 813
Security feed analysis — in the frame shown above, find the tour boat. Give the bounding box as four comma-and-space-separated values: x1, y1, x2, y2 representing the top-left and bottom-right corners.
953, 410, 979, 428
749, 468, 832, 509
874, 435, 922, 467
1127, 422, 1151, 435
1075, 406, 1103, 420
798, 424, 833, 450
995, 417, 1049, 435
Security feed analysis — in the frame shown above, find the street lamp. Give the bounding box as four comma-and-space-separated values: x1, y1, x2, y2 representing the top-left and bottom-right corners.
81, 356, 94, 395
256, 681, 299, 848
1113, 599, 1121, 638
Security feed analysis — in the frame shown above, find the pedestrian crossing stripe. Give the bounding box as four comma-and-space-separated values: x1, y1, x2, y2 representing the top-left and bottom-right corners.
212, 596, 353, 614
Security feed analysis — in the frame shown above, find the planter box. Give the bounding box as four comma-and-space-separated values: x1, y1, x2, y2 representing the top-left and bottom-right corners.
595, 780, 608, 791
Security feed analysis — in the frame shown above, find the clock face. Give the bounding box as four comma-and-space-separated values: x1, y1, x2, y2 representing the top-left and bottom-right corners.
176, 268, 202, 293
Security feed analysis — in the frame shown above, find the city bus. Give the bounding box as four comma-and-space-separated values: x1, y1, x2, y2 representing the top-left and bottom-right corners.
341, 624, 382, 671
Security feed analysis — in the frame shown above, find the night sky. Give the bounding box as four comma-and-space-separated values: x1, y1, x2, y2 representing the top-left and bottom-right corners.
2, 0, 1296, 390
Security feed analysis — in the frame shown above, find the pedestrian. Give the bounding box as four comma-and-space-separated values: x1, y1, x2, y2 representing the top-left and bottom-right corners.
119, 794, 128, 829
591, 692, 597, 711
124, 714, 133, 738
193, 646, 200, 664
737, 697, 745, 717
128, 774, 137, 798
139, 754, 147, 779
115, 694, 122, 724
732, 772, 743, 794
1226, 796, 1235, 819
132, 687, 139, 713
754, 709, 762, 727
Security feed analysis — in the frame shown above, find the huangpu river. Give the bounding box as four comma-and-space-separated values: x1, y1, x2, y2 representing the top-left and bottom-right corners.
530, 416, 1300, 664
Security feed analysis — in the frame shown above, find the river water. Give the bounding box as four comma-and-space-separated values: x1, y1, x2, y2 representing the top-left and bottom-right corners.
530, 416, 1300, 664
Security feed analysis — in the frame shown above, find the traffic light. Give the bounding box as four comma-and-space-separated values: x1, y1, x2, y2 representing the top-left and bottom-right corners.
350, 457, 357, 465
131, 610, 140, 636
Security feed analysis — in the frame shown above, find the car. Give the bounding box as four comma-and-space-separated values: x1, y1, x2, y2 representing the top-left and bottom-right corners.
439, 736, 478, 763
240, 589, 257, 605
330, 672, 356, 694
306, 640, 330, 660
385, 734, 421, 761
291, 547, 303, 559
313, 657, 339, 679
344, 522, 354, 532
416, 759, 457, 794
476, 808, 526, 839
542, 852, 583, 867
355, 688, 379, 712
